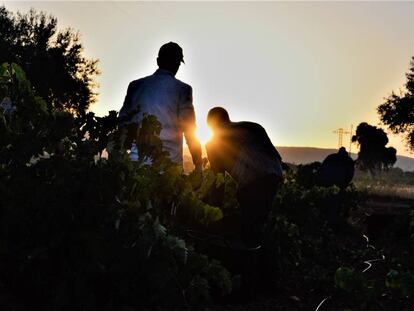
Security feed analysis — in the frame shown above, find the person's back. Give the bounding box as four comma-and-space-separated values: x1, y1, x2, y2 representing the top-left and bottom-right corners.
206, 107, 283, 248
121, 70, 194, 164
317, 147, 355, 189
207, 120, 282, 187
119, 42, 202, 169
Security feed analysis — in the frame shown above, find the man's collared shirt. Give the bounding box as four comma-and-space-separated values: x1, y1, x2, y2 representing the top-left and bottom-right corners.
120, 69, 201, 165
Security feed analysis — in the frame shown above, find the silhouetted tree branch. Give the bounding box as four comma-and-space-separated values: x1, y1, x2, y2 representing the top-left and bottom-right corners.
0, 6, 99, 115
378, 56, 414, 150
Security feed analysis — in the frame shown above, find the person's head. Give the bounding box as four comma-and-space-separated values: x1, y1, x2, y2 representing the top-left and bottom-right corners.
207, 107, 231, 131
157, 42, 184, 75
338, 147, 348, 156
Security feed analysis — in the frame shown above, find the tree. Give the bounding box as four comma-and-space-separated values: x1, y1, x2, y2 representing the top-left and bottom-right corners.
352, 122, 397, 174
0, 6, 99, 115
378, 56, 414, 149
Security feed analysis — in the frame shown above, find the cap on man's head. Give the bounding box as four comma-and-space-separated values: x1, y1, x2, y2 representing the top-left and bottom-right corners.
158, 42, 185, 64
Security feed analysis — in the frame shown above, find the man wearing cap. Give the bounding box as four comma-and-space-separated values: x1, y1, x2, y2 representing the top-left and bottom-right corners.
120, 42, 202, 171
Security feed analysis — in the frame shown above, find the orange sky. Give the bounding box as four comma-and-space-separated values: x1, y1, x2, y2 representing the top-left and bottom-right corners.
5, 1, 414, 157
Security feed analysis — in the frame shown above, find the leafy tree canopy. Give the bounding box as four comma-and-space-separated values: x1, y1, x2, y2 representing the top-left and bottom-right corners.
378, 56, 414, 149
352, 122, 397, 173
0, 6, 99, 114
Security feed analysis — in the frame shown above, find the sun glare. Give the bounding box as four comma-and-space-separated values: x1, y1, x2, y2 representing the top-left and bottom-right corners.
195, 126, 213, 146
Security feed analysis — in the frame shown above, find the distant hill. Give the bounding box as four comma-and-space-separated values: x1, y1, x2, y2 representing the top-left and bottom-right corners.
184, 146, 414, 172
278, 146, 414, 172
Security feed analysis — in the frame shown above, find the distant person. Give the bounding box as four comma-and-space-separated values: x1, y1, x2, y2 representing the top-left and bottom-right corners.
317, 147, 355, 189
119, 42, 202, 171
206, 107, 283, 248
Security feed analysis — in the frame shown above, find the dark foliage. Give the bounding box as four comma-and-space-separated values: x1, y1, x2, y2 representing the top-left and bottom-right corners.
0, 63, 231, 311
0, 6, 99, 114
378, 56, 414, 150
294, 161, 321, 189
352, 122, 397, 173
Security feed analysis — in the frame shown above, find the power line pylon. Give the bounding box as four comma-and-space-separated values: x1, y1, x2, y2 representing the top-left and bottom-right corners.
333, 128, 350, 148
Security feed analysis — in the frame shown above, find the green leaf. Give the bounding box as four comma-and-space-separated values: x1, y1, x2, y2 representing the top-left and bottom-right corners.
386, 270, 401, 289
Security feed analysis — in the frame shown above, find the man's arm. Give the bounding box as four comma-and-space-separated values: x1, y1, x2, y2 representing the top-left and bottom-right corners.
119, 82, 141, 147
119, 82, 135, 122
119, 80, 144, 123
179, 84, 202, 170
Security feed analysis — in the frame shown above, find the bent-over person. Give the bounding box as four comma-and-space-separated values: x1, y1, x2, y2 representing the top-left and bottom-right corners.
317, 147, 355, 189
206, 107, 283, 248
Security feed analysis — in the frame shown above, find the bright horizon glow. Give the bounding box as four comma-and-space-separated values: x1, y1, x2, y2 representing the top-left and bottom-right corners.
4, 1, 414, 157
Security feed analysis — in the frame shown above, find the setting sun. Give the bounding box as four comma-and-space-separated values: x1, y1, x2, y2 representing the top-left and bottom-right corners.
195, 126, 213, 146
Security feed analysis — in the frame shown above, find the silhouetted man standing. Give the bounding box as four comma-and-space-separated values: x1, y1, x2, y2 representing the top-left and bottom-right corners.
120, 42, 202, 171
206, 107, 283, 248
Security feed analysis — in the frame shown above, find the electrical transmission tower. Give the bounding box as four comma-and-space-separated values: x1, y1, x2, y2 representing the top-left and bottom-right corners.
333, 127, 350, 148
